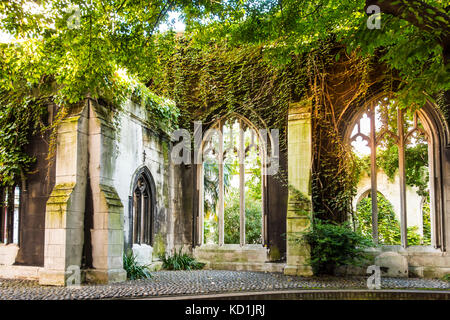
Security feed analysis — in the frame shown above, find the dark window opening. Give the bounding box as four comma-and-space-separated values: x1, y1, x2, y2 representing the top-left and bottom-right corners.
132, 173, 153, 245
0, 186, 20, 245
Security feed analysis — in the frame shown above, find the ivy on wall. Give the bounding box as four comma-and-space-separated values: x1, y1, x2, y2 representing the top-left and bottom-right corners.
0, 47, 179, 187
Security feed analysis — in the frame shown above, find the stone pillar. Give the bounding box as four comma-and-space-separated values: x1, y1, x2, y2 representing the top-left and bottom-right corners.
39, 105, 88, 285
84, 100, 127, 284
284, 101, 314, 276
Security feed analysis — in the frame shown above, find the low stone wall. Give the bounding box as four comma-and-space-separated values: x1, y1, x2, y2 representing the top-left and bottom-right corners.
193, 244, 284, 272
0, 244, 19, 266
335, 246, 450, 279
0, 265, 40, 280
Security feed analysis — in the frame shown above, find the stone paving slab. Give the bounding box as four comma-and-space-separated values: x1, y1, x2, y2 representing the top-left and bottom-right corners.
0, 270, 449, 300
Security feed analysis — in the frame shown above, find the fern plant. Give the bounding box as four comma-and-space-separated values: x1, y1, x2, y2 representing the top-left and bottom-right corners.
123, 249, 152, 280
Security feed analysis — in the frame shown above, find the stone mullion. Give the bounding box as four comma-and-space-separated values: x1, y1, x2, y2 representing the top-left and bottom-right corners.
397, 108, 408, 248
239, 120, 245, 247
134, 191, 141, 244
260, 142, 267, 246
144, 192, 150, 245
197, 163, 204, 246
140, 190, 145, 244
369, 106, 379, 244
218, 122, 224, 246
427, 133, 437, 248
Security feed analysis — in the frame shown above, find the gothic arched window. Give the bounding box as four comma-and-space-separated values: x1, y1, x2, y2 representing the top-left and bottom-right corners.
349, 98, 438, 248
0, 185, 20, 245
198, 115, 268, 247
132, 171, 154, 245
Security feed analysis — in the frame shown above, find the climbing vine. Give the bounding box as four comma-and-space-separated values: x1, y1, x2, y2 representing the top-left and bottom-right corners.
0, 41, 179, 187
307, 42, 376, 223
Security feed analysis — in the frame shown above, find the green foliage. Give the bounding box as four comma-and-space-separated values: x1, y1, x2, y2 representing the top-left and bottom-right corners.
422, 200, 432, 245
203, 161, 234, 219
356, 193, 401, 244
443, 274, 450, 282
302, 220, 374, 275
160, 248, 205, 271
1, 0, 448, 222
0, 1, 186, 185
376, 142, 429, 197
0, 92, 49, 186
224, 187, 262, 244
150, 33, 304, 133
183, 0, 449, 109
123, 249, 152, 280
356, 193, 430, 245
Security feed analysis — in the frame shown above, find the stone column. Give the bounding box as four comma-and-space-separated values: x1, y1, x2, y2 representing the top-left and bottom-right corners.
84, 100, 127, 284
39, 105, 88, 285
284, 101, 314, 276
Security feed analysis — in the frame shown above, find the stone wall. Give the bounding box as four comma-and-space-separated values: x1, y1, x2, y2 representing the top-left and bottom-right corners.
110, 99, 180, 261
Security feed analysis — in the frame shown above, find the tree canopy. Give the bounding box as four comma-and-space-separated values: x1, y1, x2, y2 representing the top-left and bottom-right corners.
1, 0, 449, 105
0, 0, 449, 186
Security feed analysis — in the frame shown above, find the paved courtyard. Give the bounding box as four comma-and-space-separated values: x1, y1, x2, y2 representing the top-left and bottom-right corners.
0, 270, 449, 300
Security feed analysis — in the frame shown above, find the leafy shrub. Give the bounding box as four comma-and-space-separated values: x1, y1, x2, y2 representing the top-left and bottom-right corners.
356, 194, 401, 244
356, 193, 428, 245
224, 187, 262, 244
302, 220, 374, 275
160, 249, 205, 270
422, 200, 432, 245
123, 249, 152, 280
442, 274, 450, 282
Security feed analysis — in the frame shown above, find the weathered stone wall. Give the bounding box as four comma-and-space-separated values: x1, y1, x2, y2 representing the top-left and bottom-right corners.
39, 104, 89, 285
110, 100, 188, 260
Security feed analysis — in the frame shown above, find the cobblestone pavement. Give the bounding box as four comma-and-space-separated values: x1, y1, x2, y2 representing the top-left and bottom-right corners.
0, 270, 449, 300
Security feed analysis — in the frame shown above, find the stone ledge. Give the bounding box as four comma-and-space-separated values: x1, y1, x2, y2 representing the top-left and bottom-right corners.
203, 262, 286, 273
0, 244, 20, 265
194, 245, 269, 263
38, 269, 67, 286
84, 268, 127, 284
0, 265, 41, 280
284, 265, 313, 276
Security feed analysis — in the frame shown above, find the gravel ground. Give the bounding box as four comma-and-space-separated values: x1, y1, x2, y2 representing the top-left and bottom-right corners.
0, 270, 449, 300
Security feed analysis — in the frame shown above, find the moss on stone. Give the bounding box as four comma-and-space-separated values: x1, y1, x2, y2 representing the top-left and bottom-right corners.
269, 246, 281, 261
153, 233, 166, 258
288, 185, 311, 216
